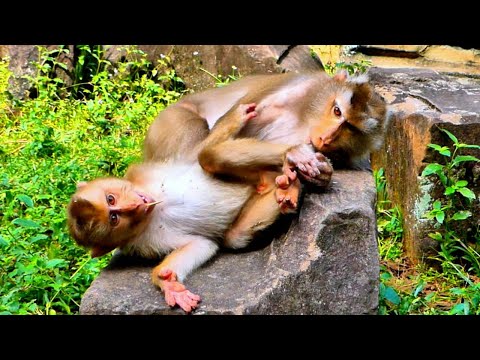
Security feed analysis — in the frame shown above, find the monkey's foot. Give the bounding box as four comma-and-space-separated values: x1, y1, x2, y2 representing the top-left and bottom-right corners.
275, 177, 300, 214
158, 269, 201, 313
238, 103, 257, 124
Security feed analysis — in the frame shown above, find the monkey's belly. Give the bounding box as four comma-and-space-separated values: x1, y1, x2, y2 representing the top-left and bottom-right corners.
160, 167, 253, 239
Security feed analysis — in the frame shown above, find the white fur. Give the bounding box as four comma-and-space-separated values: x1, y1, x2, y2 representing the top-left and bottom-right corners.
124, 162, 252, 260
347, 74, 369, 84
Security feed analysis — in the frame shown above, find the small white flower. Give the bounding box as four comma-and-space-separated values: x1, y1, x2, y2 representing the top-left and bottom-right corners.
193, 51, 199, 56
232, 65, 237, 70
160, 54, 166, 59
98, 100, 103, 104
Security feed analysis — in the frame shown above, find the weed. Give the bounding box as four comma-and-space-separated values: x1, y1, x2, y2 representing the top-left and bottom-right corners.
0, 45, 183, 314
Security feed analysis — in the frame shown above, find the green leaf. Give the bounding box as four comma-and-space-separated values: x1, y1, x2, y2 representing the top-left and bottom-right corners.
438, 172, 448, 187
435, 211, 445, 224
427, 144, 451, 157
444, 187, 455, 196
413, 282, 425, 297
380, 272, 392, 281
455, 180, 468, 188
428, 232, 443, 241
16, 194, 34, 208
30, 234, 49, 243
456, 143, 480, 150
451, 211, 471, 221
12, 218, 40, 228
453, 155, 480, 166
0, 235, 9, 247
433, 200, 442, 210
449, 303, 467, 315
421, 163, 443, 177
440, 128, 458, 145
457, 187, 476, 200
383, 286, 401, 305
45, 259, 67, 269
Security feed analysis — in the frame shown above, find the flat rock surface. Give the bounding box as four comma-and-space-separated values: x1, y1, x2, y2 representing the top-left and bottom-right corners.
80, 170, 379, 315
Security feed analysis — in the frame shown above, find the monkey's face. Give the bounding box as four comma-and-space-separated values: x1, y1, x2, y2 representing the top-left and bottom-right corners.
67, 177, 158, 257
310, 78, 388, 159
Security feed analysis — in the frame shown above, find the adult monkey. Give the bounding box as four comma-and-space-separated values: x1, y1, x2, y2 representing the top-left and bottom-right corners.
144, 70, 389, 245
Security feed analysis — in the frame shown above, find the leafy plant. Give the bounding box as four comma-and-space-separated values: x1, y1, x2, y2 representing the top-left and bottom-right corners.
324, 59, 372, 76
421, 128, 480, 274
0, 45, 183, 314
200, 65, 240, 87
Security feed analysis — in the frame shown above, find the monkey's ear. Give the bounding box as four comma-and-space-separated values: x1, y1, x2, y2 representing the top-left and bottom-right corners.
91, 245, 116, 258
76, 181, 88, 190
333, 70, 348, 82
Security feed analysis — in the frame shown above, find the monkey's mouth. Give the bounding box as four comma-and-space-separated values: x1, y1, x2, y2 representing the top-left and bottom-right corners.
135, 191, 159, 214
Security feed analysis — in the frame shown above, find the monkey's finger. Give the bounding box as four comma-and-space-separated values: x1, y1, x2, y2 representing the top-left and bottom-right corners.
185, 290, 201, 302
164, 291, 177, 308
176, 298, 192, 313
244, 103, 257, 113
283, 166, 297, 182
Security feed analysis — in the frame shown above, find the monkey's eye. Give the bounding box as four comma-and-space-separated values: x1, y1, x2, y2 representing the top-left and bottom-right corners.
333, 106, 342, 117
109, 212, 119, 226
106, 194, 116, 206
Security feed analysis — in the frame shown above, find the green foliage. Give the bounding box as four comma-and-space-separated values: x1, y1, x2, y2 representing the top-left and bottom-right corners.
0, 45, 183, 314
200, 65, 241, 87
374, 168, 403, 261
421, 128, 480, 274
324, 59, 372, 76
377, 128, 480, 315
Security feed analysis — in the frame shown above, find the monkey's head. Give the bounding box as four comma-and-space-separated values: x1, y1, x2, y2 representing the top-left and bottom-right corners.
67, 177, 158, 258
309, 70, 390, 168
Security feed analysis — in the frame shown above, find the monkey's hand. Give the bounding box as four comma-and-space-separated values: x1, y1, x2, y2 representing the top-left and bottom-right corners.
283, 144, 333, 188
156, 268, 201, 313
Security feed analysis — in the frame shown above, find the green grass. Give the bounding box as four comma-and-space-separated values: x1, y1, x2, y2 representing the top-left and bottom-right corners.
2, 45, 479, 315
376, 164, 480, 315
0, 46, 183, 314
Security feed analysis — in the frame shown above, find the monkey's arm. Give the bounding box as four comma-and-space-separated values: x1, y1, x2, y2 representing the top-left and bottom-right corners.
199, 139, 332, 187
150, 234, 219, 313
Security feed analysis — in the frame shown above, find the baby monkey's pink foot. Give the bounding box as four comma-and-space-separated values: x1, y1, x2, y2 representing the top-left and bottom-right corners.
158, 268, 201, 313
238, 103, 257, 124
275, 177, 301, 214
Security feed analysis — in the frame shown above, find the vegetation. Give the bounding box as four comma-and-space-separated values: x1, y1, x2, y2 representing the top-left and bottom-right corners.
0, 45, 184, 314
1, 47, 478, 315
377, 129, 480, 314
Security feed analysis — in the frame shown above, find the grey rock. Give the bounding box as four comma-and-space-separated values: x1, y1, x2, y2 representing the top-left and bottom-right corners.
80, 170, 378, 315
370, 67, 480, 262
104, 45, 324, 92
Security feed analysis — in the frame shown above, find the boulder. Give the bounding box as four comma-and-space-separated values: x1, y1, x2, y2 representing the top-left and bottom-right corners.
104, 45, 324, 92
0, 45, 74, 99
344, 45, 480, 76
80, 170, 379, 315
369, 67, 480, 262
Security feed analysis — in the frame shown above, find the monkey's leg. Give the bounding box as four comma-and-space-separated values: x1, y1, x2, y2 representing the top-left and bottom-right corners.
224, 187, 281, 249
190, 103, 257, 160
144, 101, 210, 162
151, 236, 219, 313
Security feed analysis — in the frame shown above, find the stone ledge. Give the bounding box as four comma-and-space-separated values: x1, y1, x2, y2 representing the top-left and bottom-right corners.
80, 170, 379, 315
